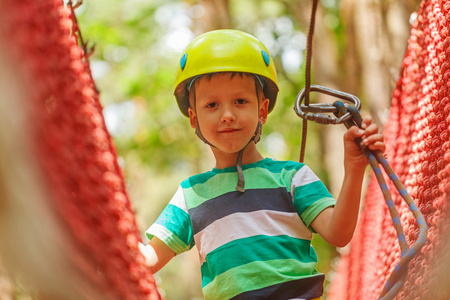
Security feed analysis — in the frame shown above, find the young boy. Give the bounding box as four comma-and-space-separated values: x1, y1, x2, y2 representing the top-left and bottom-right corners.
140, 30, 385, 300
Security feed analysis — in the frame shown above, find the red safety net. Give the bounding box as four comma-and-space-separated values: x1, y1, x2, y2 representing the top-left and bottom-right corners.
328, 0, 450, 299
0, 1, 160, 299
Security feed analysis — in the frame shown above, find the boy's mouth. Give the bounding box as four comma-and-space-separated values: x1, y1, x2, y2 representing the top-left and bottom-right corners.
219, 128, 240, 133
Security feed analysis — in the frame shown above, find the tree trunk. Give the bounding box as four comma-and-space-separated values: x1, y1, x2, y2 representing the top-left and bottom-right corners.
0, 260, 13, 300
348, 0, 416, 127
193, 0, 232, 33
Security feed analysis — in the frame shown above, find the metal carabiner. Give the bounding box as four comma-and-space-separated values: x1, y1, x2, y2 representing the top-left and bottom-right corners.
294, 85, 361, 125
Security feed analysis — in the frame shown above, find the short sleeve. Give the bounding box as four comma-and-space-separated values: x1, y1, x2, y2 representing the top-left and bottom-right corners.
291, 165, 336, 232
145, 186, 195, 254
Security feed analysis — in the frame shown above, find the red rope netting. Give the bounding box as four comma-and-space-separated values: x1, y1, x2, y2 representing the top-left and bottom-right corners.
0, 1, 160, 299
328, 0, 450, 299
2, 0, 449, 299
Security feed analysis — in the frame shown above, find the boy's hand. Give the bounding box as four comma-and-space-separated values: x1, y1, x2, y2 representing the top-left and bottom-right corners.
138, 242, 155, 267
138, 238, 176, 273
343, 115, 385, 173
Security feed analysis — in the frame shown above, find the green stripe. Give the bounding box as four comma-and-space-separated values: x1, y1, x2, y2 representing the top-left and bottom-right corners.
293, 180, 336, 231
301, 197, 336, 231
149, 204, 194, 252
247, 159, 301, 174
203, 259, 320, 300
293, 180, 334, 214
281, 166, 302, 194
146, 224, 190, 254
181, 171, 221, 189
182, 172, 235, 209
185, 159, 302, 188
182, 159, 301, 187
184, 166, 300, 209
201, 235, 317, 287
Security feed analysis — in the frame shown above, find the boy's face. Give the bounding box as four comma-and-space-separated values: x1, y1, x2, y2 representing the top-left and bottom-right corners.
188, 73, 269, 154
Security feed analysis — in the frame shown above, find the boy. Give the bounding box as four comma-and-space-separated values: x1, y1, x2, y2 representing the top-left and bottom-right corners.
140, 30, 385, 299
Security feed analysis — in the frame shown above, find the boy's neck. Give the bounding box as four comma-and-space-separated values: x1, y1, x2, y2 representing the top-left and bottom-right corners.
212, 143, 264, 169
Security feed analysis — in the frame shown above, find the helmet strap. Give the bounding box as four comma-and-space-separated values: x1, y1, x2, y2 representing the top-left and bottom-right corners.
235, 78, 263, 192
192, 81, 217, 148
195, 127, 215, 147
234, 121, 262, 192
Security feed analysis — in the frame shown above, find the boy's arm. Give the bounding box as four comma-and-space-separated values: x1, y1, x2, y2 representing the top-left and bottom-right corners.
311, 168, 364, 247
139, 237, 176, 273
311, 115, 385, 248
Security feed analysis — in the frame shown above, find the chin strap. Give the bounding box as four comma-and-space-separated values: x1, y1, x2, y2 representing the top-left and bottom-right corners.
195, 127, 214, 147
235, 121, 262, 192
195, 121, 263, 193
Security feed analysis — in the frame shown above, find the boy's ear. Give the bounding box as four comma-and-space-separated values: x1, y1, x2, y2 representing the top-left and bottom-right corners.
259, 98, 270, 124
188, 107, 198, 129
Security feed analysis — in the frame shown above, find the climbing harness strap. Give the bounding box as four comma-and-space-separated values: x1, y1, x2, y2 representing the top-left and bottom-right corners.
295, 1, 429, 299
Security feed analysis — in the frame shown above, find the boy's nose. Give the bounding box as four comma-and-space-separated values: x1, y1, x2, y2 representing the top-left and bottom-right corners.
221, 107, 236, 123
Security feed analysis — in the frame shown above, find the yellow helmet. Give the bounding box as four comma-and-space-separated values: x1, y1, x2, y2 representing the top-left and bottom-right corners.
174, 29, 279, 117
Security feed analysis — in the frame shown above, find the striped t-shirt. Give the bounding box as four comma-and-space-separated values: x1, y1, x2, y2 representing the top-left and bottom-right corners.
146, 158, 335, 300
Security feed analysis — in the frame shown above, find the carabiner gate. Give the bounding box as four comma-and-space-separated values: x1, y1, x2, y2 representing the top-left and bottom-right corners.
294, 84, 361, 125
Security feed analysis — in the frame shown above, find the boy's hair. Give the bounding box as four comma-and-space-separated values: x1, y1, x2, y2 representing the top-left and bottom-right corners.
187, 72, 266, 110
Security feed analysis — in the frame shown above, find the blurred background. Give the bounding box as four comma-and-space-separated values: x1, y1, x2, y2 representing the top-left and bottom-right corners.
0, 0, 419, 299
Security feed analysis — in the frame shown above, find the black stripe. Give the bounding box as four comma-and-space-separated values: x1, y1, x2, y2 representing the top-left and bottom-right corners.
230, 275, 325, 300
189, 187, 296, 234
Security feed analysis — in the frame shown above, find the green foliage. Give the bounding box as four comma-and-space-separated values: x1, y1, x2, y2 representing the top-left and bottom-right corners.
77, 0, 201, 173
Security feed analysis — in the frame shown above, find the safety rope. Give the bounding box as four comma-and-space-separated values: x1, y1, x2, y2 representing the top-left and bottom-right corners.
299, 0, 319, 163
333, 102, 429, 300
294, 92, 429, 300
295, 1, 429, 299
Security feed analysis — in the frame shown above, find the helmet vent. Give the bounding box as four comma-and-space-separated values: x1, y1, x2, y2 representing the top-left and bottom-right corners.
262, 50, 270, 67
180, 53, 188, 70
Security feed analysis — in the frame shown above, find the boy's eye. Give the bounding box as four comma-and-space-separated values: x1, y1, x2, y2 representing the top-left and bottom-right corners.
236, 99, 247, 105
205, 102, 217, 108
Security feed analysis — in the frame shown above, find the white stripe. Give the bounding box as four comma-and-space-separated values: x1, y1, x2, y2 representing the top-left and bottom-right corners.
168, 185, 188, 213
194, 210, 312, 263
145, 223, 190, 253
291, 166, 320, 198
146, 223, 169, 240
